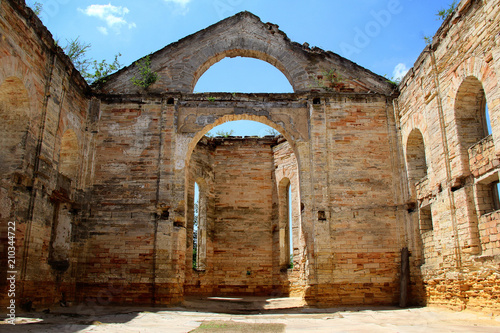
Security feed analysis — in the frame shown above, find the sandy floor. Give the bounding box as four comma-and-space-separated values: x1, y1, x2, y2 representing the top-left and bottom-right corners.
2, 299, 500, 332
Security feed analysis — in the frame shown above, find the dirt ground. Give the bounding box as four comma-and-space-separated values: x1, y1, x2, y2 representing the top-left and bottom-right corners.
2, 297, 500, 332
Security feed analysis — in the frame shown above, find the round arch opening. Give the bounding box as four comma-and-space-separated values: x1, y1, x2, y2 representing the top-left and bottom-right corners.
191, 49, 296, 93
194, 57, 294, 93
454, 75, 490, 175
183, 117, 305, 298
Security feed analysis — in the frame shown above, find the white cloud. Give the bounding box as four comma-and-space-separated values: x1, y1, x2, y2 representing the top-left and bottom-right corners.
97, 26, 108, 35
164, 0, 191, 5
392, 63, 409, 81
79, 4, 136, 34
163, 0, 191, 15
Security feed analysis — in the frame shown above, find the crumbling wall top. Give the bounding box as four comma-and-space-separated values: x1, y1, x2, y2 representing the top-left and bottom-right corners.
97, 11, 395, 96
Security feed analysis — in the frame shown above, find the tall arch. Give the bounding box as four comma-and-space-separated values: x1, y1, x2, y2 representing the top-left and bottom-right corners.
191, 49, 295, 92
0, 77, 30, 175
405, 128, 428, 189
183, 117, 305, 297
278, 177, 291, 269
454, 76, 489, 175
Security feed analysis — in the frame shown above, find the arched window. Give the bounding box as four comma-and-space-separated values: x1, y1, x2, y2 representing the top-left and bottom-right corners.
455, 76, 490, 172
406, 129, 428, 188
193, 180, 207, 271
279, 177, 291, 269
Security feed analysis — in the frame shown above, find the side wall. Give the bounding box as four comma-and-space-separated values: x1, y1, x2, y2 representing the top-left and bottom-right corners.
397, 0, 500, 313
0, 0, 90, 307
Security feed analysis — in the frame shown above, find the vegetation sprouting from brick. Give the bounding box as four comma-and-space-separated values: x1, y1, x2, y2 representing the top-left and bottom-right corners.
27, 1, 123, 84
384, 75, 401, 86
436, 0, 458, 21
30, 1, 42, 15
131, 55, 160, 89
423, 1, 458, 45
60, 38, 122, 84
314, 69, 344, 92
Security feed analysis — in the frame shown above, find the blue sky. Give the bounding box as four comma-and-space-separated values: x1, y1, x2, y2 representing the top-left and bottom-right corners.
30, 0, 453, 135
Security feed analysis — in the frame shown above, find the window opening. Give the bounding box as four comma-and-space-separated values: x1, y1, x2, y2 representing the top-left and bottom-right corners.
193, 182, 199, 269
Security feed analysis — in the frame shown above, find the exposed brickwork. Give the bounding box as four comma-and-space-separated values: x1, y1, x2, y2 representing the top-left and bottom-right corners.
469, 135, 500, 177
1, 0, 499, 314
0, 0, 90, 309
398, 0, 500, 313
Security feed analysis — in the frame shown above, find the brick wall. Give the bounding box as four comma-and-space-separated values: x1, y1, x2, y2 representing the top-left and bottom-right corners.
397, 0, 500, 313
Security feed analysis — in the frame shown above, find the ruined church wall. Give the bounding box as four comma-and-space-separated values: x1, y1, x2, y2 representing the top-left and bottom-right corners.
397, 0, 500, 313
71, 97, 189, 305
0, 0, 90, 306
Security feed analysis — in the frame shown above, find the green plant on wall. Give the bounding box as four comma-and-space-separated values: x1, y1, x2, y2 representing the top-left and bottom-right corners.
315, 68, 344, 92
436, 0, 457, 21
423, 35, 433, 46
27, 1, 43, 16
384, 74, 401, 86
131, 55, 159, 89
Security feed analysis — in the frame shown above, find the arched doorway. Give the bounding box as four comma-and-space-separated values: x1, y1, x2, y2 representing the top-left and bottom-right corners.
183, 118, 304, 298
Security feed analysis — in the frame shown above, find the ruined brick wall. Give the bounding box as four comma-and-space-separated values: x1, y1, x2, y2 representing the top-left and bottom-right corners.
0, 0, 90, 307
10, 0, 500, 312
397, 0, 500, 313
210, 138, 276, 295
1, 0, 402, 309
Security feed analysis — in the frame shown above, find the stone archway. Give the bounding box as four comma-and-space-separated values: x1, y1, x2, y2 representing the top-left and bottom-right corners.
182, 116, 305, 298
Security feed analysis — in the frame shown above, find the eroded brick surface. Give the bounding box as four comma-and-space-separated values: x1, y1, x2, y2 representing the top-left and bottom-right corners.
1, 0, 499, 314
